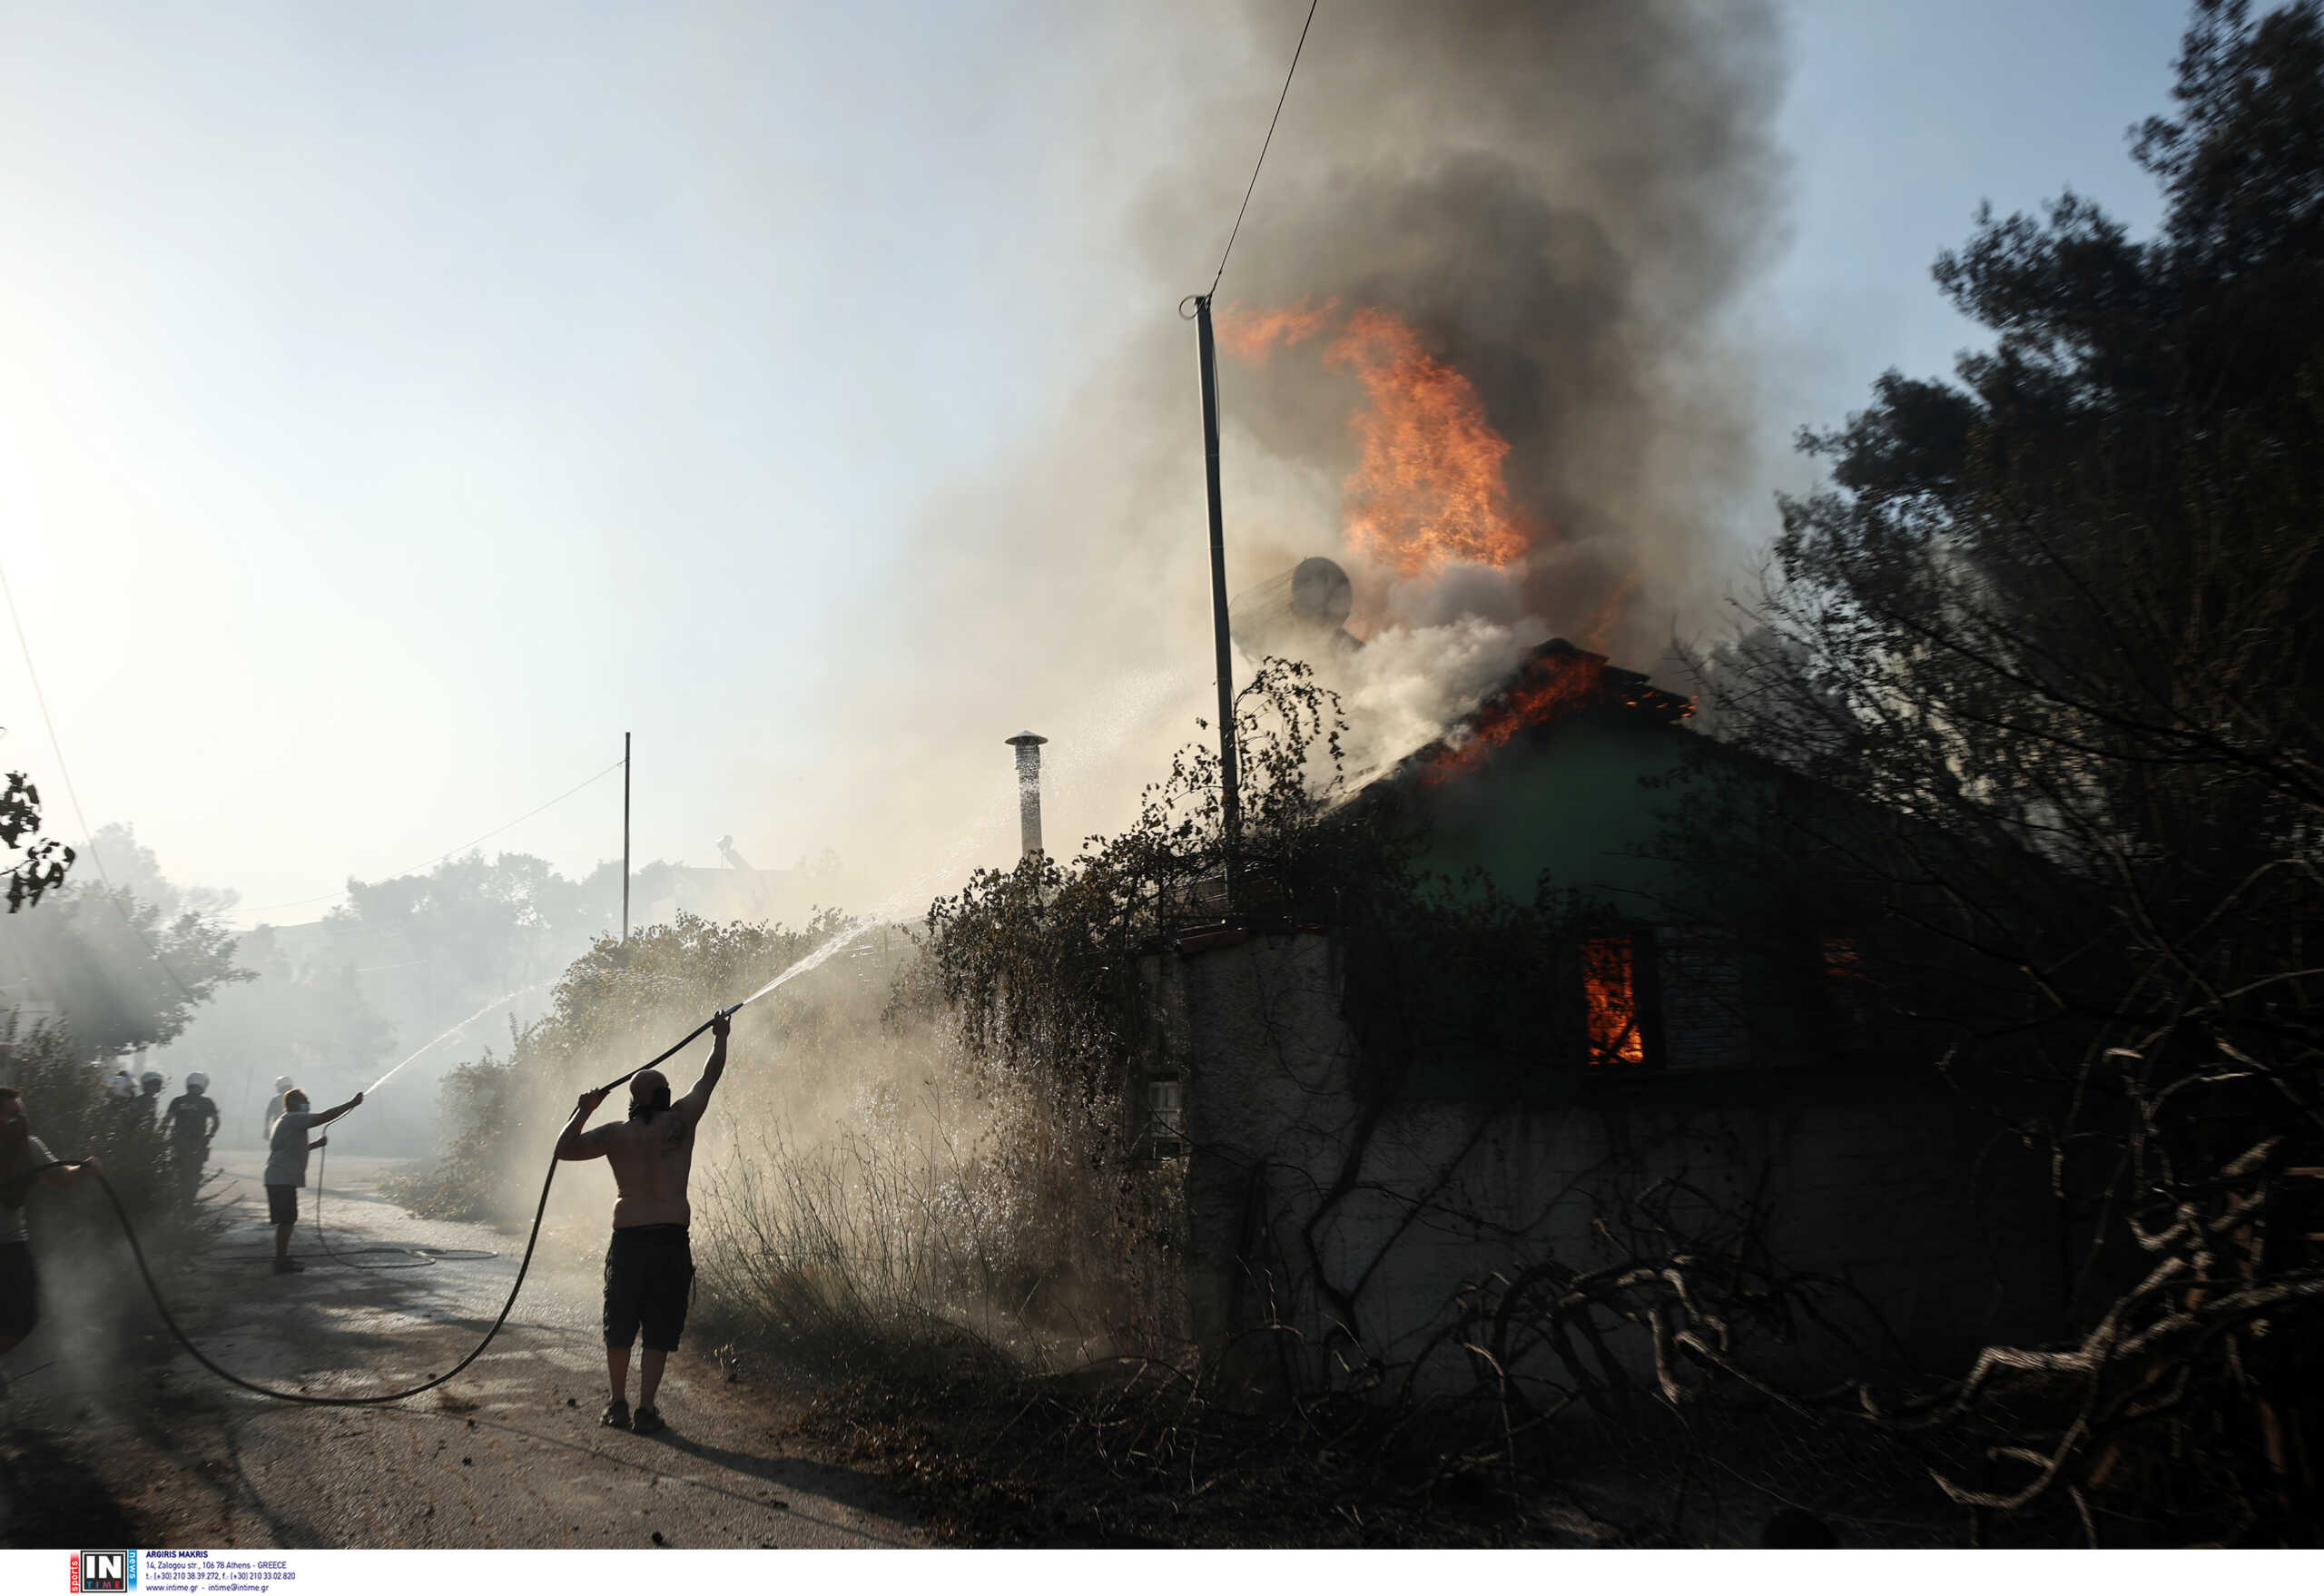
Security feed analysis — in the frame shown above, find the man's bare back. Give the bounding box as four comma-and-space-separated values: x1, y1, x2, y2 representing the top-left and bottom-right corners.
556, 1017, 730, 1229
597, 1107, 699, 1227
552, 1012, 734, 1432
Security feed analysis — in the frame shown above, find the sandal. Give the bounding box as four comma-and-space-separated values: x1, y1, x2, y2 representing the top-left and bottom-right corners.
632, 1405, 665, 1434
599, 1398, 630, 1428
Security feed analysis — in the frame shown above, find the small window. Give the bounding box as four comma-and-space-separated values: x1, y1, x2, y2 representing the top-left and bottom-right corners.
1144, 1075, 1186, 1157
1147, 1076, 1185, 1136
1821, 932, 1871, 1050
1582, 936, 1646, 1067
1655, 926, 1750, 1070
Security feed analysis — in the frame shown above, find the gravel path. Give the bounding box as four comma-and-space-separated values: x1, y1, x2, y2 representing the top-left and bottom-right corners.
0, 1148, 923, 1551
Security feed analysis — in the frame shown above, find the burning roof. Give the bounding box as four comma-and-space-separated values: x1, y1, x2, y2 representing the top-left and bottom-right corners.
1414, 638, 1693, 785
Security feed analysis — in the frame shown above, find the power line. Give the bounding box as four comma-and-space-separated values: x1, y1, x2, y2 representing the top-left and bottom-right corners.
0, 554, 102, 882
1210, 0, 1321, 299
243, 757, 625, 918
0, 548, 203, 1004
2, 545, 614, 947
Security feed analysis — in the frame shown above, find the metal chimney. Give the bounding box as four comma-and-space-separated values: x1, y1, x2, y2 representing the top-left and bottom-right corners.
1005, 732, 1048, 861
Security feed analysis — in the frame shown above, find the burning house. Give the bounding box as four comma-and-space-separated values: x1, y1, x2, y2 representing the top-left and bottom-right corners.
1140, 202, 2062, 1394
1138, 626, 2063, 1397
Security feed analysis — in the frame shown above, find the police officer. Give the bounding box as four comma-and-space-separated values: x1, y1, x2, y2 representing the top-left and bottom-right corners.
262, 1075, 294, 1145
162, 1073, 221, 1207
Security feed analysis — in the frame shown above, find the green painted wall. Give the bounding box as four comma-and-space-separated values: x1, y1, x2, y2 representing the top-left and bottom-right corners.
1408, 712, 1710, 914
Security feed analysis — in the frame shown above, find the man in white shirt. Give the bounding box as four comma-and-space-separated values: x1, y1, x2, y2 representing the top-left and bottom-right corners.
0, 1086, 102, 1358
262, 1087, 362, 1276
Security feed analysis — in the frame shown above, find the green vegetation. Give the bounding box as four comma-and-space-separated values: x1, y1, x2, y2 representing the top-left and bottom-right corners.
0, 825, 250, 1059
1698, 0, 2324, 1543
4, 1016, 225, 1248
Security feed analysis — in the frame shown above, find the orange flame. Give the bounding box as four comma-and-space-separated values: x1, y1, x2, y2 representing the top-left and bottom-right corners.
1325, 310, 1531, 576
1582, 935, 1645, 1066
1423, 646, 1607, 784
1221, 302, 1535, 579
1216, 298, 1339, 362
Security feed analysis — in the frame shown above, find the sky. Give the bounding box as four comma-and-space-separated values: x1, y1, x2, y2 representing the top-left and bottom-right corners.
0, 0, 2194, 930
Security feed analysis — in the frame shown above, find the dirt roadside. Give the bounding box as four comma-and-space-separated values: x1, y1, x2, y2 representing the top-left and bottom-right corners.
0, 1149, 924, 1550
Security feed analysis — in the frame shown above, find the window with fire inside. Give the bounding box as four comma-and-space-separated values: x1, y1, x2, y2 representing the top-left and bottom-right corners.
1561, 923, 1868, 1074
1578, 929, 1659, 1069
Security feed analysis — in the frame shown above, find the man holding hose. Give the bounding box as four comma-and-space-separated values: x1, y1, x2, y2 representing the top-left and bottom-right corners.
556, 1010, 729, 1433
264, 1087, 364, 1275
0, 1087, 101, 1369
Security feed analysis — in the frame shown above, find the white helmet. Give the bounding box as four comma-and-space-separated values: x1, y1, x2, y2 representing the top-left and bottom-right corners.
141, 1070, 164, 1091
275, 1075, 295, 1093
185, 1072, 210, 1093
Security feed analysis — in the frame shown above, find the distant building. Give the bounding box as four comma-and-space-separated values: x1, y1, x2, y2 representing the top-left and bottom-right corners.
636, 842, 847, 931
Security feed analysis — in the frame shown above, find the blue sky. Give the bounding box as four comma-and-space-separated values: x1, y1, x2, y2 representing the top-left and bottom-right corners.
1768, 0, 2178, 405
0, 0, 2198, 923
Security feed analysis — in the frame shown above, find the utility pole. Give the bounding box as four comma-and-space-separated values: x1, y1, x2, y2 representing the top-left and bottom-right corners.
1192, 294, 1241, 904
622, 732, 631, 945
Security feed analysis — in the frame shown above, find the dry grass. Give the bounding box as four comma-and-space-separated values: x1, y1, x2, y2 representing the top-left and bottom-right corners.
785, 1363, 1616, 1548
692, 1048, 1185, 1383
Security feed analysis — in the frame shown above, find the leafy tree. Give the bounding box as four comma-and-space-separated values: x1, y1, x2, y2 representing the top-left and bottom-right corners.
318, 851, 631, 1050
1699, 0, 2324, 1542
0, 825, 250, 1057
923, 657, 1378, 1098
151, 921, 396, 1124
3, 1017, 180, 1221
0, 772, 71, 912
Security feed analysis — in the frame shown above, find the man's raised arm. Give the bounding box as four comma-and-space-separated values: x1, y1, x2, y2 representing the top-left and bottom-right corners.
676, 1012, 731, 1123
312, 1091, 365, 1128
556, 1086, 615, 1161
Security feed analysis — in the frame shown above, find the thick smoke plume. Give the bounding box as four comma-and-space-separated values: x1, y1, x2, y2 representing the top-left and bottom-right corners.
792, 0, 1787, 900
1198, 0, 1787, 654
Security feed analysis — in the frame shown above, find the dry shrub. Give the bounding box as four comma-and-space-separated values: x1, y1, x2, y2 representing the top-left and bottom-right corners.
694, 1033, 1185, 1380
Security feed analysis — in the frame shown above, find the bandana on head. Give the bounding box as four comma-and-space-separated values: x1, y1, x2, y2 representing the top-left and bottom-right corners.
628, 1070, 672, 1120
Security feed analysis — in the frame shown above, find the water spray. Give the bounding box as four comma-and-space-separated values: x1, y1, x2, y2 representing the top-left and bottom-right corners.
26, 719, 1152, 1405
16, 919, 885, 1405
363, 980, 553, 1098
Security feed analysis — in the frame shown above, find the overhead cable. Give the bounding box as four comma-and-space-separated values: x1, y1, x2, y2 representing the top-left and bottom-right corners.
0, 550, 204, 1004
1209, 0, 1321, 299
245, 757, 626, 918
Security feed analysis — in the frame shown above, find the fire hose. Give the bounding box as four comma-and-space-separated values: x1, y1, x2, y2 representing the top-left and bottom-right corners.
304, 1143, 497, 1271
17, 1007, 734, 1408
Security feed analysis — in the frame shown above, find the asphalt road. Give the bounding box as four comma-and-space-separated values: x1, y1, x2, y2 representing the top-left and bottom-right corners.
0, 1148, 923, 1551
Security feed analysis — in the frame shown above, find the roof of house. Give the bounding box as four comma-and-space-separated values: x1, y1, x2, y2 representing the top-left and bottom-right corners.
1407, 638, 1695, 785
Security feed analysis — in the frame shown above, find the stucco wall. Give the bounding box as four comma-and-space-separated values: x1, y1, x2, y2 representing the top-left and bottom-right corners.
1150, 931, 2058, 1398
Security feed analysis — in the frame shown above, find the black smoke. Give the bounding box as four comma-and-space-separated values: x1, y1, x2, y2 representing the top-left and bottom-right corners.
1174, 0, 1787, 657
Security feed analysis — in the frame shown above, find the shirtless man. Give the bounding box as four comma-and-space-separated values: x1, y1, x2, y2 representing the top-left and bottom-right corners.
555, 1010, 729, 1433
